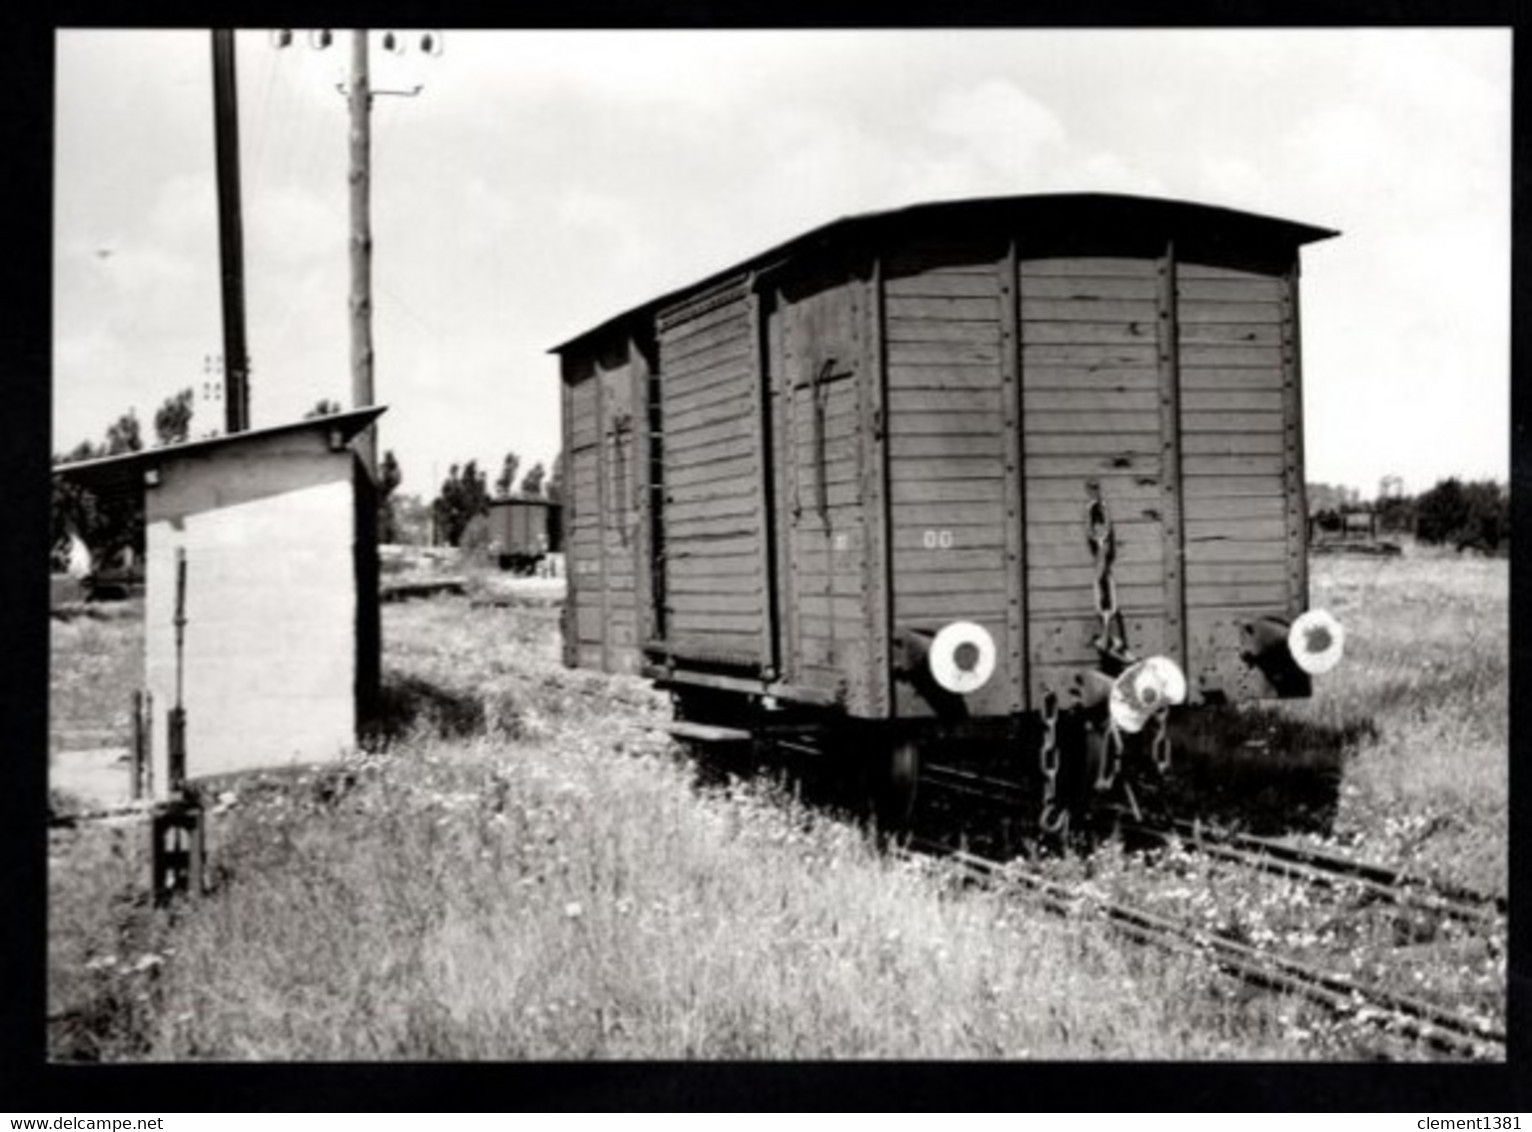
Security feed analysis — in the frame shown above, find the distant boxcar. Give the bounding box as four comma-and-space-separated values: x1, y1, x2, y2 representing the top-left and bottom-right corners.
488, 494, 562, 572
552, 193, 1344, 809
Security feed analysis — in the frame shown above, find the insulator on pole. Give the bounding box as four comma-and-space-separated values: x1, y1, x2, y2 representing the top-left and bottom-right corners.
382, 30, 399, 53
421, 31, 442, 56
313, 28, 333, 49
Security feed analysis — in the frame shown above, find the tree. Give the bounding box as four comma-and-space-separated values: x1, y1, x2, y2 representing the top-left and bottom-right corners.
153, 387, 195, 446
377, 449, 403, 544
105, 409, 143, 456
305, 398, 344, 419
431, 460, 491, 546
495, 451, 521, 497
519, 461, 546, 497
1415, 477, 1508, 553
50, 410, 146, 573
545, 450, 564, 503
1374, 492, 1416, 535
51, 440, 100, 571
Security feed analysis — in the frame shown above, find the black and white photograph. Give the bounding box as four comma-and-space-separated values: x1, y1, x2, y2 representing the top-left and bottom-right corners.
45, 26, 1510, 1073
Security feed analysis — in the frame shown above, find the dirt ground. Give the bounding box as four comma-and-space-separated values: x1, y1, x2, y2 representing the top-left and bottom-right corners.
51, 744, 133, 809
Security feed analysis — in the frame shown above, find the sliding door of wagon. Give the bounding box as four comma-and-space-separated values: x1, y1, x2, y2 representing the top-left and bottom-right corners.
655, 280, 772, 669
1020, 256, 1172, 701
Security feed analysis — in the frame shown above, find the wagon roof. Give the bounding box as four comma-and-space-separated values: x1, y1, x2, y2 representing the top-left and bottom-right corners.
550, 191, 1338, 354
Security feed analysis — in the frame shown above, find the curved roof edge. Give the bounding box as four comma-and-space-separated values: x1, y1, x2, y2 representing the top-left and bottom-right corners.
550, 192, 1338, 355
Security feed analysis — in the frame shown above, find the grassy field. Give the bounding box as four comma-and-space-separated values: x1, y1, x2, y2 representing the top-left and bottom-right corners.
46, 543, 1507, 1061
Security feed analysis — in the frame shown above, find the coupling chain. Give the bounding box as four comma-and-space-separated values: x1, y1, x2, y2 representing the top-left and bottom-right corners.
1037, 688, 1067, 838
1085, 484, 1131, 665
1149, 704, 1173, 775
1094, 718, 1125, 793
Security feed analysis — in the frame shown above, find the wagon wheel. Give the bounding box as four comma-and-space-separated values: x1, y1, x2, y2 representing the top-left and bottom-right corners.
870, 737, 921, 832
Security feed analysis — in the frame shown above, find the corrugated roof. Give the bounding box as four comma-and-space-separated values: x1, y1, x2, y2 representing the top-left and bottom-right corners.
549, 191, 1338, 354
53, 405, 387, 500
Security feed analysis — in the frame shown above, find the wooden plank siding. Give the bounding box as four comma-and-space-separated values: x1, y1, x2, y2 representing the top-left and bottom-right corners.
1019, 256, 1169, 702
771, 274, 873, 706
555, 199, 1325, 721
656, 279, 769, 668
597, 358, 640, 672
883, 247, 1016, 719
1176, 260, 1301, 697
563, 353, 604, 671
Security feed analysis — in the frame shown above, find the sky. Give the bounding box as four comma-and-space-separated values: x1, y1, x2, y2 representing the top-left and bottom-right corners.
53, 28, 1510, 499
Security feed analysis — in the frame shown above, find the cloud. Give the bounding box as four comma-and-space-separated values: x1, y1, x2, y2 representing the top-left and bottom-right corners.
249, 184, 346, 267
925, 78, 1067, 181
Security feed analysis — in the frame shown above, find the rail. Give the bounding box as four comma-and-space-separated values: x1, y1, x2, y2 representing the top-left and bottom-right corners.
904, 837, 1505, 1061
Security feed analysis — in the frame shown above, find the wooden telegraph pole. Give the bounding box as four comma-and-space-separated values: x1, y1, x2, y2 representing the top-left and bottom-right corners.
210, 29, 250, 434
271, 28, 436, 476
348, 29, 377, 478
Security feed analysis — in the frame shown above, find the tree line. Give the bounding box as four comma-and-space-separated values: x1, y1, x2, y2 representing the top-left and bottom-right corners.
430, 450, 563, 548
1309, 476, 1509, 555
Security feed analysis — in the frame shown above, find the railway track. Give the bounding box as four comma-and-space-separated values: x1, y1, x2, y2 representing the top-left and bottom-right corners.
904, 837, 1506, 1061
1112, 812, 1506, 928
920, 761, 1506, 928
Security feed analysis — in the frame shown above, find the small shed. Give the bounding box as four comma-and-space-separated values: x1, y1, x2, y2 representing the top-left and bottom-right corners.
54, 407, 386, 795
487, 494, 562, 570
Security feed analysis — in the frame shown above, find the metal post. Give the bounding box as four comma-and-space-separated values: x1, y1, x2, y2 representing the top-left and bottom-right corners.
153, 801, 205, 906
143, 690, 153, 798
130, 690, 145, 800
349, 29, 377, 478
211, 29, 251, 433
168, 549, 188, 792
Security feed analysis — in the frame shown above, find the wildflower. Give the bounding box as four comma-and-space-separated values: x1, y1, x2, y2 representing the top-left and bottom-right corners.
564, 901, 584, 920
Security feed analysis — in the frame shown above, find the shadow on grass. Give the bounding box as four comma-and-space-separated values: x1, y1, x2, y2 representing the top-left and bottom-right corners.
666, 699, 1381, 852
373, 674, 489, 741
369, 671, 533, 745
1159, 705, 1379, 836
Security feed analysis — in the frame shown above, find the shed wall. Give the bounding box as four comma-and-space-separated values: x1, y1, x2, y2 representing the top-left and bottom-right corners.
144, 434, 360, 792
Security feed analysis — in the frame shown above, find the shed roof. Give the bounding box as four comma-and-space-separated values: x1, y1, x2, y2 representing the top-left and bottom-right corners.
550, 192, 1338, 354
53, 405, 387, 503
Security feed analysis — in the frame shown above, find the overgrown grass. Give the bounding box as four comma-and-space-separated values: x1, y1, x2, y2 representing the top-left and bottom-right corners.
46, 544, 1506, 1061
49, 600, 143, 756
1154, 544, 1506, 896
132, 726, 1305, 1060
1288, 546, 1507, 893
49, 597, 1312, 1061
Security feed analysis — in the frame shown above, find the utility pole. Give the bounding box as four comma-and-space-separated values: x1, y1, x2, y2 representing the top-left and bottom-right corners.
273, 27, 437, 479
348, 29, 376, 478
211, 29, 251, 434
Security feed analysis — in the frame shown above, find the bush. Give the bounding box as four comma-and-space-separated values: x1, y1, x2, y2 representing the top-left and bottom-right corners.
1374, 494, 1416, 535
1415, 478, 1507, 553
